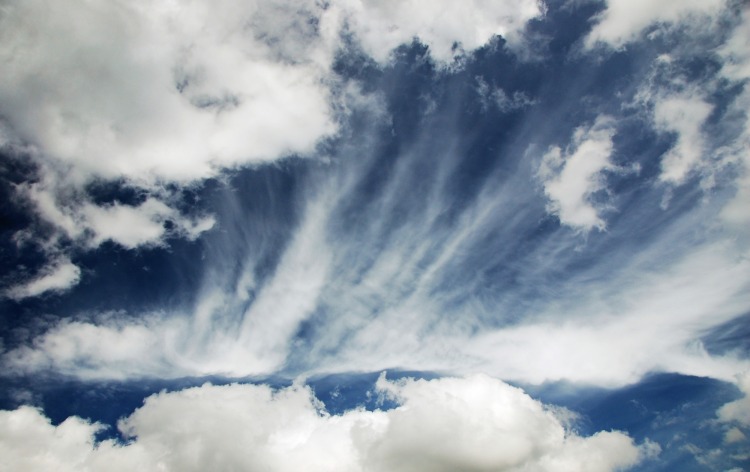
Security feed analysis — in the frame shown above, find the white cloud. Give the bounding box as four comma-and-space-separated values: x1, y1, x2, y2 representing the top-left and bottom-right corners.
4, 107, 749, 386
298, 237, 750, 387
0, 375, 656, 472
0, 0, 544, 296
17, 176, 215, 250
538, 116, 618, 232
83, 198, 215, 249
0, 0, 544, 185
1, 197, 332, 379
0, 0, 337, 185
585, 0, 726, 49
653, 95, 713, 185
724, 427, 746, 444
717, 8, 750, 228
4, 257, 81, 300
1, 318, 180, 380
82, 199, 174, 249
718, 372, 750, 427
340, 0, 544, 63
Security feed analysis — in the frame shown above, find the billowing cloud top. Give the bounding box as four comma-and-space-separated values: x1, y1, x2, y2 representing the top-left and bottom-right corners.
0, 375, 657, 472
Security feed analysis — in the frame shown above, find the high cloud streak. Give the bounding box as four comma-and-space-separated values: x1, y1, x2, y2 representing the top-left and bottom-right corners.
0, 375, 656, 472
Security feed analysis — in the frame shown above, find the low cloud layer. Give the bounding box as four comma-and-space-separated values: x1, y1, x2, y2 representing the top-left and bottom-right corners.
0, 375, 656, 472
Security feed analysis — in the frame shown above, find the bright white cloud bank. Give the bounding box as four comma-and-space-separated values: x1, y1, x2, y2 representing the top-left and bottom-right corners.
0, 375, 657, 472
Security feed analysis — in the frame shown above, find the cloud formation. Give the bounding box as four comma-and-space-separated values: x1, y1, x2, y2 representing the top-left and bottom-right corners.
585, 0, 725, 49
4, 257, 80, 300
0, 0, 336, 184
538, 116, 618, 232
0, 375, 656, 472
0, 0, 546, 295
2, 1, 750, 468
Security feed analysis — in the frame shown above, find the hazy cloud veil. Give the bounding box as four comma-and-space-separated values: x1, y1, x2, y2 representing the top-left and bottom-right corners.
1, 0, 749, 471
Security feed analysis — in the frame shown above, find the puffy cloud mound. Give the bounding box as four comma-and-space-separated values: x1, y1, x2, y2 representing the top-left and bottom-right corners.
0, 375, 656, 472
0, 0, 337, 184
538, 116, 620, 232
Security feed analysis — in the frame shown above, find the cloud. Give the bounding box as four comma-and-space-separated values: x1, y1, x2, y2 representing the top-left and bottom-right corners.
476, 77, 536, 113
0, 375, 657, 472
717, 7, 750, 228
0, 0, 337, 184
82, 199, 215, 249
0, 0, 545, 184
16, 174, 215, 249
585, 0, 726, 49
4, 257, 81, 300
653, 94, 713, 185
718, 372, 750, 427
724, 427, 746, 444
0, 0, 545, 297
340, 0, 544, 63
1, 318, 178, 380
538, 116, 620, 232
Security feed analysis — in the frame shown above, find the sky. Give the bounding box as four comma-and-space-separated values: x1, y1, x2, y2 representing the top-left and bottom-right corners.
0, 0, 749, 470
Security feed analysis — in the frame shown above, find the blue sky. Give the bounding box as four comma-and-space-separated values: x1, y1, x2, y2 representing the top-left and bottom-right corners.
1, 0, 749, 470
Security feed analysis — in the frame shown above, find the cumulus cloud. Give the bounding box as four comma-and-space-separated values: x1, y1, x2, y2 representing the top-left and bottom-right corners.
585, 0, 726, 49
82, 199, 215, 249
0, 0, 337, 184
538, 116, 619, 232
0, 375, 656, 472
4, 257, 80, 300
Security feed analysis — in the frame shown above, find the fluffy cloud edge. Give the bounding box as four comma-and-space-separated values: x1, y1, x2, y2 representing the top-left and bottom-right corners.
0, 374, 657, 472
